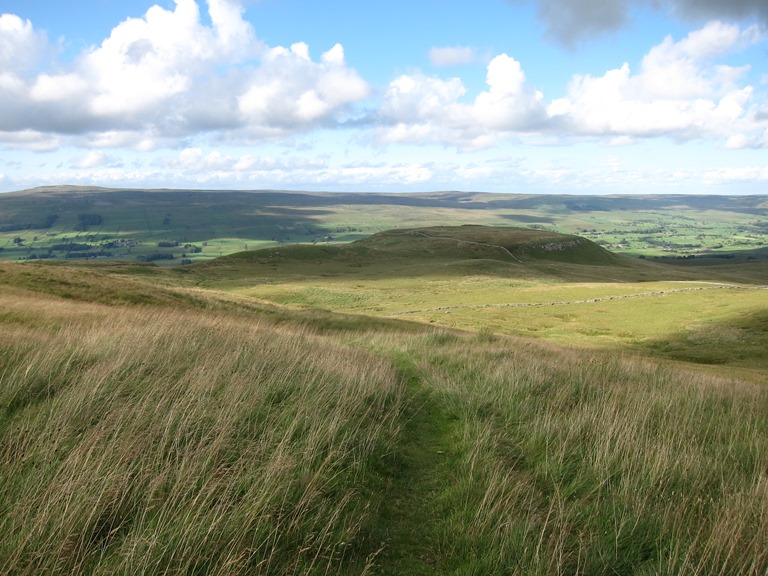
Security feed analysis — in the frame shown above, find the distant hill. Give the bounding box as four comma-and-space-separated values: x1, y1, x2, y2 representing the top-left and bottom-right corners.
1, 186, 766, 263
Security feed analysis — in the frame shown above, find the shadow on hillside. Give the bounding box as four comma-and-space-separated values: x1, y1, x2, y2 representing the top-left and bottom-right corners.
640, 308, 768, 369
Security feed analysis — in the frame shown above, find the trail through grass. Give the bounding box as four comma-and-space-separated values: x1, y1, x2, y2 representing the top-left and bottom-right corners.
371, 354, 461, 574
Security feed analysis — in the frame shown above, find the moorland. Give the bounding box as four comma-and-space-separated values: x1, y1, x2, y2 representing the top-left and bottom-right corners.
1, 186, 767, 575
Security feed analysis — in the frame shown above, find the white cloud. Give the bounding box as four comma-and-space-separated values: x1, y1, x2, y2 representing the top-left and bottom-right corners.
1, 0, 766, 172
429, 46, 477, 67
0, 14, 49, 74
237, 42, 370, 131
161, 147, 238, 170
548, 22, 767, 145
702, 166, 768, 183
0, 129, 61, 151
313, 163, 434, 185
0, 0, 369, 150
135, 147, 433, 188
379, 54, 546, 148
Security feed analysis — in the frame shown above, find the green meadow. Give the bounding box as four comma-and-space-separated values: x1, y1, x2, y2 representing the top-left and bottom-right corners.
1, 212, 767, 574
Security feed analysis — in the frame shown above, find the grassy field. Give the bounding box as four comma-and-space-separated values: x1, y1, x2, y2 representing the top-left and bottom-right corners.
2, 223, 768, 574
188, 226, 768, 380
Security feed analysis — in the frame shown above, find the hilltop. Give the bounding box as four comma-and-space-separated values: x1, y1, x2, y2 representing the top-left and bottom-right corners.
354, 225, 626, 265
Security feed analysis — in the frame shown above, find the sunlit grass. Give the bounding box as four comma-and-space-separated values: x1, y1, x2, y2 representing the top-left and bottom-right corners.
393, 334, 768, 574
0, 293, 405, 575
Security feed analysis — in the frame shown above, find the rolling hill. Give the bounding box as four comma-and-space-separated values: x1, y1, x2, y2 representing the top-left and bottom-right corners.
1, 186, 767, 263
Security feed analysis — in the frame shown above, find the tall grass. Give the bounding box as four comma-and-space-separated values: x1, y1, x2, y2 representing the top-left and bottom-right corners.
2, 265, 768, 574
409, 335, 768, 575
0, 294, 404, 575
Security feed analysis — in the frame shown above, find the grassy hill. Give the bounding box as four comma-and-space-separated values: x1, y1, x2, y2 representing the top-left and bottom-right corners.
193, 225, 653, 284
1, 247, 767, 574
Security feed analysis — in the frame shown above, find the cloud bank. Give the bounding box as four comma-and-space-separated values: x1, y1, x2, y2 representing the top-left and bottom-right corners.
0, 0, 369, 150
378, 22, 766, 149
548, 22, 766, 147
0, 0, 766, 156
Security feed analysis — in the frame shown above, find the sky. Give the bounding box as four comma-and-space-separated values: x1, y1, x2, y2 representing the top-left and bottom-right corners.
1, 0, 767, 194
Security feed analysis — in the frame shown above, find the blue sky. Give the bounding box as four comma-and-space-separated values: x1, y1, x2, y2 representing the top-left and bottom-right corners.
1, 0, 767, 194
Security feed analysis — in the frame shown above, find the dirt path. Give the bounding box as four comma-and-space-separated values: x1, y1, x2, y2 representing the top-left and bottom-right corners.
389, 284, 768, 316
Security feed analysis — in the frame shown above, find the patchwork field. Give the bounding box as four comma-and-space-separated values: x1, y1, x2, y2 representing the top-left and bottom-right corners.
1, 187, 767, 265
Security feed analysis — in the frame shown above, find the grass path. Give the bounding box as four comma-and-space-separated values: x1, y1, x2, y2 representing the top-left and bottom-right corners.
371, 355, 462, 575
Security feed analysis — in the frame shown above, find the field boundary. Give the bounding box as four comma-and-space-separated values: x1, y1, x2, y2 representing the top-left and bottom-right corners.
389, 284, 768, 316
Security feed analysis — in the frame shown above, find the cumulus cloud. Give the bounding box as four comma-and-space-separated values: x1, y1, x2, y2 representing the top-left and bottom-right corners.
2, 0, 766, 159
428, 46, 477, 67
376, 21, 766, 149
0, 14, 49, 74
0, 0, 370, 150
379, 54, 546, 148
0, 129, 61, 152
511, 0, 768, 45
548, 22, 767, 145
237, 42, 370, 130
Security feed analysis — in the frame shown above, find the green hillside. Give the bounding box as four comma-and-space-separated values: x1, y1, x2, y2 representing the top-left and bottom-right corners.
194, 225, 645, 284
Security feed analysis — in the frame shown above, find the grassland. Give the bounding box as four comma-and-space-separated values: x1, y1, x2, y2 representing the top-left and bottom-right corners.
188, 226, 768, 381
2, 223, 767, 574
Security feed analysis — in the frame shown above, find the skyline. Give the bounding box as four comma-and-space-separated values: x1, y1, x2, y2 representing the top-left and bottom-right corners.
1, 0, 767, 194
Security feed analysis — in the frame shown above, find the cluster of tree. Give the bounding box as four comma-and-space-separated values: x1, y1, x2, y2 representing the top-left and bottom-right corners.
137, 253, 175, 262
65, 251, 112, 259
50, 243, 91, 251
654, 254, 698, 260
102, 239, 140, 249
